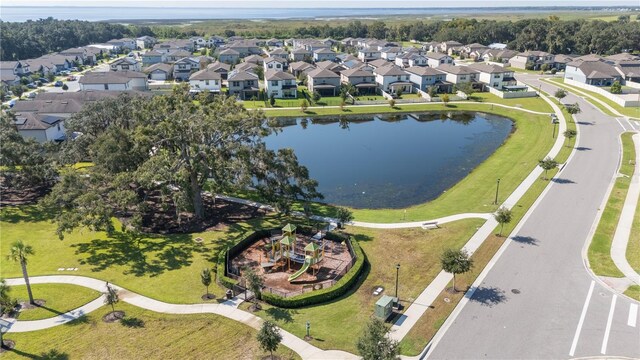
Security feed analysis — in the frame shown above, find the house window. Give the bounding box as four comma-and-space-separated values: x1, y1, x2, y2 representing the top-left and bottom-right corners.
460, 76, 466, 80
232, 81, 240, 87
494, 75, 500, 78
205, 80, 209, 85
122, 65, 129, 70
268, 64, 273, 68
104, 84, 109, 90
271, 81, 279, 86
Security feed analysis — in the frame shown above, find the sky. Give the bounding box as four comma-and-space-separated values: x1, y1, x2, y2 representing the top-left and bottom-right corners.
2, 0, 638, 7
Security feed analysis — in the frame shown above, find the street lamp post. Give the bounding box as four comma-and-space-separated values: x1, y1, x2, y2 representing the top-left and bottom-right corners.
306, 321, 310, 339
494, 178, 501, 205
551, 114, 558, 138
395, 264, 401, 300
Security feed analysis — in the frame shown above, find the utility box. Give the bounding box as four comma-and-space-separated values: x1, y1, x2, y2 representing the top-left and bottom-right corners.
375, 295, 394, 320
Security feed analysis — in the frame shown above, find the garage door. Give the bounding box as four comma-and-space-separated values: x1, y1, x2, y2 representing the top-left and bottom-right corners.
150, 72, 166, 81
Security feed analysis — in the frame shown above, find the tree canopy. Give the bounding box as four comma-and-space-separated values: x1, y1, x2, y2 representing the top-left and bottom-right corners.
42, 86, 321, 238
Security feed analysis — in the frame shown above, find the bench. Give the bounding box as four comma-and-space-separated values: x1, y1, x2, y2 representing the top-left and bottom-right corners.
421, 221, 439, 230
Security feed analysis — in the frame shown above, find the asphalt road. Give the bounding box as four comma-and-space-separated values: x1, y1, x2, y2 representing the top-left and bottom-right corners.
426, 75, 640, 359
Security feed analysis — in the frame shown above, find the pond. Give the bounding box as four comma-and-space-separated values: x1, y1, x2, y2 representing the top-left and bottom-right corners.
265, 112, 513, 209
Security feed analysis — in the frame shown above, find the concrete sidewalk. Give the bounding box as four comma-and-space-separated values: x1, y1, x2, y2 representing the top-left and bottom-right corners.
3, 275, 357, 360
610, 133, 640, 286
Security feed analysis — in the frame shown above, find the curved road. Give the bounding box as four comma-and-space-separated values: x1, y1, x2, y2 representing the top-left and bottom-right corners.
426, 75, 640, 359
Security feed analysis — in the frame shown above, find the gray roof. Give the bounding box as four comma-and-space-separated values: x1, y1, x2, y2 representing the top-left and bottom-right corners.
468, 63, 511, 74
374, 65, 407, 76
340, 68, 374, 77
244, 55, 265, 64
11, 99, 84, 114
314, 48, 335, 54
307, 68, 340, 79
143, 63, 173, 74
207, 61, 231, 71
228, 70, 259, 81
289, 61, 315, 71
79, 71, 146, 84
14, 113, 64, 130
265, 70, 295, 81
189, 68, 222, 81
110, 57, 138, 66
315, 60, 341, 71
425, 52, 450, 60
368, 59, 391, 68
235, 62, 259, 72
219, 48, 240, 55
404, 66, 446, 76
264, 56, 287, 64
437, 64, 479, 75
291, 48, 311, 54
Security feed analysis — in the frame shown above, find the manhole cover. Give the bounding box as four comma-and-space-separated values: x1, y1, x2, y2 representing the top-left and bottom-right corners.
511, 289, 521, 294
444, 297, 451, 303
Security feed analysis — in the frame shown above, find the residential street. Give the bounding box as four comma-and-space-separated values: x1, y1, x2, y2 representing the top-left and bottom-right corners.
426, 75, 640, 359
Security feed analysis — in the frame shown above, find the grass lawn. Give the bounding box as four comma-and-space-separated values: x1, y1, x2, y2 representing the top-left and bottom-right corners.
625, 285, 640, 301
0, 206, 284, 304
10, 283, 100, 321
354, 95, 386, 102
627, 193, 640, 273
243, 219, 484, 353
1, 302, 300, 360
399, 164, 564, 355
588, 132, 636, 278
547, 78, 640, 119
315, 96, 346, 106
505, 66, 543, 75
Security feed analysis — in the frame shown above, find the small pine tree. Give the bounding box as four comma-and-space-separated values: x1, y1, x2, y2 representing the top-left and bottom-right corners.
494, 207, 513, 237
356, 318, 399, 360
440, 248, 473, 292
441, 93, 450, 106
563, 129, 577, 147
269, 93, 276, 107
538, 156, 558, 180
610, 81, 622, 94
300, 99, 309, 112
201, 268, 212, 298
257, 321, 282, 359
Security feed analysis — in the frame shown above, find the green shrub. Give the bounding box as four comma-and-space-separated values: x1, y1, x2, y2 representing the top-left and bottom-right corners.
261, 236, 366, 308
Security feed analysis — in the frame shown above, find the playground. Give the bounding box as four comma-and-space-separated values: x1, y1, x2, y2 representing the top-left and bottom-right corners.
230, 224, 355, 295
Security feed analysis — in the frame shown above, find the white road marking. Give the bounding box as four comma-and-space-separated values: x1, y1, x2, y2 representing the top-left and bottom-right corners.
625, 118, 638, 131
629, 303, 638, 327
570, 280, 595, 356
601, 294, 617, 354
616, 118, 627, 131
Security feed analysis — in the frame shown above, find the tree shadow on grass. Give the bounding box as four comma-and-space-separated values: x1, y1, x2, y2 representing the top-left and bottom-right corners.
265, 307, 298, 324
0, 205, 56, 224
121, 316, 145, 328
64, 314, 91, 326
71, 230, 198, 277
468, 286, 508, 307
510, 236, 539, 246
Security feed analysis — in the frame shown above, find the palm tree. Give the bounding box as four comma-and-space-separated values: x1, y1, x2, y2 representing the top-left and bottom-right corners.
7, 240, 35, 305
0, 279, 10, 349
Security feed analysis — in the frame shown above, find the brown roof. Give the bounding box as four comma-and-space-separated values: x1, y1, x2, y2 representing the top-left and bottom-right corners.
190, 68, 222, 81
265, 70, 295, 81
437, 65, 479, 75
79, 71, 146, 84
374, 65, 408, 76
404, 66, 445, 76
307, 68, 340, 79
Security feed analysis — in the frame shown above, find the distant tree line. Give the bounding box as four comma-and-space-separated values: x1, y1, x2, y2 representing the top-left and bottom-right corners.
2, 16, 638, 60
0, 18, 153, 61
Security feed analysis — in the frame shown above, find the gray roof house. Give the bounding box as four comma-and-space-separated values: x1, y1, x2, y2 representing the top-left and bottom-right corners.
340, 68, 377, 94
290, 48, 312, 62
218, 48, 240, 64
405, 66, 449, 92
79, 71, 149, 91
307, 68, 341, 96
227, 70, 260, 100
143, 63, 173, 81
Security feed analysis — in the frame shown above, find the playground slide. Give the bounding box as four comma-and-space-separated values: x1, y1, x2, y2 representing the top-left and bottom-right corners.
288, 256, 312, 282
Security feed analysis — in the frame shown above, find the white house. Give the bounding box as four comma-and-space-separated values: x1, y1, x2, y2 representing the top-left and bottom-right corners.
425, 52, 454, 68
436, 65, 479, 85
79, 71, 148, 91
13, 113, 66, 143
265, 70, 297, 98
263, 57, 287, 72
143, 63, 173, 81
189, 68, 222, 92
564, 59, 624, 86
306, 68, 341, 96
468, 63, 516, 89
109, 57, 141, 72
380, 47, 403, 61
510, 51, 555, 70
358, 47, 382, 62
374, 65, 412, 94
313, 48, 337, 62
405, 66, 448, 92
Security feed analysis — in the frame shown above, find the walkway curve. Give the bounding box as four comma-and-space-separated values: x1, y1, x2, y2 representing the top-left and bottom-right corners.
257, 100, 553, 116
2, 275, 358, 360
214, 194, 492, 229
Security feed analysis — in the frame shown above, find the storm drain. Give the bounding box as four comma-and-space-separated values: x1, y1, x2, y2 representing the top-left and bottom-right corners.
511, 289, 521, 294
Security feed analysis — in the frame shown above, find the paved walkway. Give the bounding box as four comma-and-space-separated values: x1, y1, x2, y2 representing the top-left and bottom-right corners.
610, 133, 640, 286
389, 90, 568, 342
3, 276, 357, 360
257, 100, 552, 116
